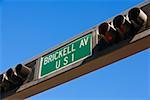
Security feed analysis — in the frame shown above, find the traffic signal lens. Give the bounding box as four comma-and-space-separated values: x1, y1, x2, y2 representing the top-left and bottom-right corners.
98, 22, 109, 34
0, 74, 4, 85
0, 74, 12, 93
15, 64, 31, 80
113, 15, 125, 28
6, 68, 22, 85
128, 7, 147, 26
98, 22, 119, 44
113, 15, 133, 38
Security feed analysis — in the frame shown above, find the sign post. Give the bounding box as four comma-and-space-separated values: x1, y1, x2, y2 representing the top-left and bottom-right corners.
39, 34, 92, 78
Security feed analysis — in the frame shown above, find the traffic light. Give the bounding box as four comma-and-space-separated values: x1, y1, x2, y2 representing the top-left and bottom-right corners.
97, 7, 148, 50
0, 64, 32, 97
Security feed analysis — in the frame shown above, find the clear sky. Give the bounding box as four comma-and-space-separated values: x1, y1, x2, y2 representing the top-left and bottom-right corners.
0, 0, 150, 100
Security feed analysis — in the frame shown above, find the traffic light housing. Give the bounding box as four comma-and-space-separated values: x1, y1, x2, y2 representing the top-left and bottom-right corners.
0, 64, 32, 97
97, 7, 148, 50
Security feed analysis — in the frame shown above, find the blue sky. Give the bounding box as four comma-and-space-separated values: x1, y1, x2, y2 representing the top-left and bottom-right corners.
0, 0, 150, 100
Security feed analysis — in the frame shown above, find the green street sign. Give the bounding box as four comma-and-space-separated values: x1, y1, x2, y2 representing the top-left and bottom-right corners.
39, 33, 92, 78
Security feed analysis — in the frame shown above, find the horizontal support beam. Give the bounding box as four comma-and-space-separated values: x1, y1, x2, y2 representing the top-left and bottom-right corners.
4, 30, 150, 100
